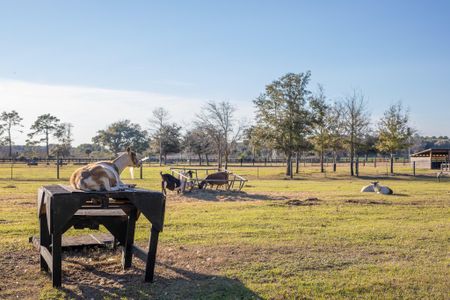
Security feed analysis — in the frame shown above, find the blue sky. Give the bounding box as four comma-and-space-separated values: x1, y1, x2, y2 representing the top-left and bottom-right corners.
0, 1, 449, 145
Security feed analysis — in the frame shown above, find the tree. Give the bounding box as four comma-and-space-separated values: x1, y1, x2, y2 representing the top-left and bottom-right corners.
326, 101, 345, 172
309, 85, 330, 173
74, 143, 107, 158
149, 107, 170, 166
253, 72, 314, 177
376, 102, 413, 174
28, 114, 61, 158
183, 126, 214, 165
150, 123, 182, 164
0, 110, 23, 158
92, 120, 148, 154
196, 101, 244, 169
52, 123, 74, 157
342, 90, 370, 176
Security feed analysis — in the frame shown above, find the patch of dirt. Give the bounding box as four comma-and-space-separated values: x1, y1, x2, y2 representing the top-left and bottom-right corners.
167, 189, 291, 202
284, 197, 321, 206
346, 199, 392, 205
0, 242, 407, 299
0, 219, 14, 224
2, 185, 16, 189
0, 248, 43, 300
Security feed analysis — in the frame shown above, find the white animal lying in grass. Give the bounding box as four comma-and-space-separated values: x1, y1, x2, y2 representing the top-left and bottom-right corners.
361, 181, 393, 195
70, 147, 141, 191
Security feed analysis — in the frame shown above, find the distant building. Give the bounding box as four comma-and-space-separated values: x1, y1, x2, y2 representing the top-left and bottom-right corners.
410, 148, 450, 169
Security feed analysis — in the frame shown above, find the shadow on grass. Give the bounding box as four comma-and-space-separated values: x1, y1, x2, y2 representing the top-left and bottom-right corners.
180, 189, 288, 202
351, 174, 437, 182
61, 261, 260, 299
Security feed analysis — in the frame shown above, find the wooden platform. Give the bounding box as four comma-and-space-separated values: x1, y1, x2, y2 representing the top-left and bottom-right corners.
30, 233, 115, 250
36, 184, 165, 287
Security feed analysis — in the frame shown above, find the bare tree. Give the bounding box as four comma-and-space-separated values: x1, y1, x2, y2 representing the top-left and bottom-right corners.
183, 125, 214, 165
342, 90, 370, 176
149, 107, 170, 166
53, 123, 74, 157
310, 85, 329, 173
196, 101, 244, 169
327, 101, 345, 172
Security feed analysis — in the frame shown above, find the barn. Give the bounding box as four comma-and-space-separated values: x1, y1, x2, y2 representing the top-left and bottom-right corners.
410, 148, 450, 169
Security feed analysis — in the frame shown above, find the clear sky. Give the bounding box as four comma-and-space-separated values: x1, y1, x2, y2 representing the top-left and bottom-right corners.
0, 0, 449, 145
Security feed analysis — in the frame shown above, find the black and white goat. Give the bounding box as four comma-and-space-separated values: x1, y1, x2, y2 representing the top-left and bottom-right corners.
160, 171, 193, 195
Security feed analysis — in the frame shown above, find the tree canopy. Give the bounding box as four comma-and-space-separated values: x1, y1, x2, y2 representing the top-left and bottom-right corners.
376, 102, 413, 174
27, 113, 61, 157
92, 120, 148, 154
253, 72, 314, 176
0, 110, 23, 157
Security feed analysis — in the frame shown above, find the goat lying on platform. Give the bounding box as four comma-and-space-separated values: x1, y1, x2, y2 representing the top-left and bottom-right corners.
198, 171, 229, 189
70, 147, 141, 191
160, 171, 193, 194
361, 181, 393, 195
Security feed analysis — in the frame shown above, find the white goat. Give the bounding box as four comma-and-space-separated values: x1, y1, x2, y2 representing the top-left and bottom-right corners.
361, 181, 393, 195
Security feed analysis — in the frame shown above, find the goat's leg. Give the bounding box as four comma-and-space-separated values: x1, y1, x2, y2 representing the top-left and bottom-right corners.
161, 181, 167, 195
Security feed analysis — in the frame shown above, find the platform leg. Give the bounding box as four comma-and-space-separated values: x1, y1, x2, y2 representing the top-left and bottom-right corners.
122, 208, 137, 269
145, 226, 160, 282
52, 231, 62, 287
39, 216, 50, 272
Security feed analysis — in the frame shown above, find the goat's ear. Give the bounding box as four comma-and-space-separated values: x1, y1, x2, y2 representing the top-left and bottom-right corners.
126, 147, 131, 153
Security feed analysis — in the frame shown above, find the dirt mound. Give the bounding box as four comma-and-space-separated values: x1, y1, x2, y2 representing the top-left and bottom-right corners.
346, 199, 392, 205
284, 197, 321, 206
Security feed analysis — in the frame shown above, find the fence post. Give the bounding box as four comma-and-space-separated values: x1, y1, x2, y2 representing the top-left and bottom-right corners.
240, 158, 243, 167
140, 164, 143, 179
355, 159, 359, 177
413, 161, 416, 177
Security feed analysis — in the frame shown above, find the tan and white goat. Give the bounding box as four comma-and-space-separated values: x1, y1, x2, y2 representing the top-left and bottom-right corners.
70, 147, 141, 191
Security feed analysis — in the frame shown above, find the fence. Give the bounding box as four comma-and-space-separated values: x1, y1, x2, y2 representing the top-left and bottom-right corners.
0, 156, 421, 181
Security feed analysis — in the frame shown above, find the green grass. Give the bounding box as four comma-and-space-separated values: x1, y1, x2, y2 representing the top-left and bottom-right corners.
0, 163, 449, 299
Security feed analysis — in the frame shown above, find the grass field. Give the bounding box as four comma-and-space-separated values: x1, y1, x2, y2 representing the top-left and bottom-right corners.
0, 163, 448, 299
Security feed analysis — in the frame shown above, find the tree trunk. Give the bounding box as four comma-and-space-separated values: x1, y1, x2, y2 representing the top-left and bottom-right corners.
286, 153, 292, 177
198, 153, 202, 166
320, 147, 324, 173
8, 128, 12, 158
205, 154, 210, 166
355, 157, 359, 176
164, 154, 167, 165
390, 153, 394, 175
217, 139, 222, 169
224, 150, 228, 170
295, 152, 299, 174
333, 151, 337, 172
45, 131, 49, 158
350, 143, 354, 176
159, 134, 162, 166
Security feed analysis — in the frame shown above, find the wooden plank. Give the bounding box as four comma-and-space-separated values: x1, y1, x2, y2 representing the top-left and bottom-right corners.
132, 244, 148, 262
74, 209, 126, 217
31, 233, 115, 249
40, 246, 53, 272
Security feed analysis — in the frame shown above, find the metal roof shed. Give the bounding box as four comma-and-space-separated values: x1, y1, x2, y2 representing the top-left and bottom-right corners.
410, 148, 450, 169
